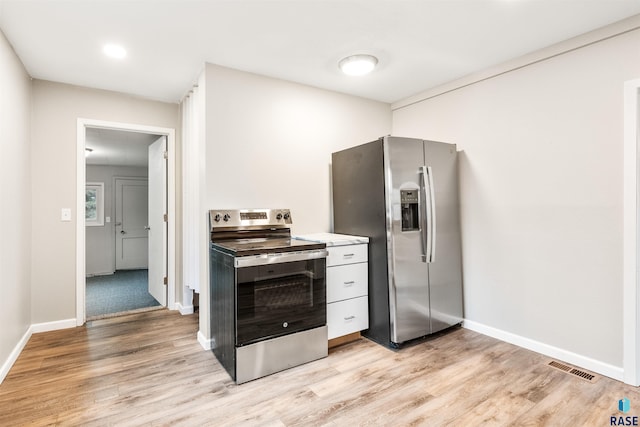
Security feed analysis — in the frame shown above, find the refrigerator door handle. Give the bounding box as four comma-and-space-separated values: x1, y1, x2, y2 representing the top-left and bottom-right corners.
419, 166, 430, 263
421, 166, 436, 263
426, 166, 437, 262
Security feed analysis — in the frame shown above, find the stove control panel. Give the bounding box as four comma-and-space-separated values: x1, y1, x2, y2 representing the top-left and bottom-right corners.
210, 209, 293, 229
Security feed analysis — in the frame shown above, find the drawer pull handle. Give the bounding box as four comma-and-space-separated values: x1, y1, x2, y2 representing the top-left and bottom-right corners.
344, 316, 356, 321
343, 253, 355, 257
343, 281, 355, 286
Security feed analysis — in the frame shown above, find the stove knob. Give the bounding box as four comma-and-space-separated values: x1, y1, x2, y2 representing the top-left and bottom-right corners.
214, 213, 221, 222
276, 213, 283, 220
283, 212, 290, 220
223, 214, 231, 222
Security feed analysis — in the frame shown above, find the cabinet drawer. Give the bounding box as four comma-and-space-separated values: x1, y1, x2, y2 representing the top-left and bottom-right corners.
327, 244, 367, 266
327, 296, 369, 340
327, 263, 368, 303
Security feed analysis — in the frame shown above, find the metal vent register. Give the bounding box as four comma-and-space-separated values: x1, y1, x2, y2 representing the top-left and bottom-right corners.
548, 360, 597, 382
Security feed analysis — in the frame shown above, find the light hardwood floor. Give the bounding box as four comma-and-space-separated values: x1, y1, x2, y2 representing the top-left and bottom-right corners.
1, 309, 638, 426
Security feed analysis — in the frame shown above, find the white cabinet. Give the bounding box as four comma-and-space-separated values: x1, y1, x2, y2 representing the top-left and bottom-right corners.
327, 262, 367, 303
327, 296, 368, 339
294, 233, 369, 343
326, 244, 368, 340
326, 244, 368, 267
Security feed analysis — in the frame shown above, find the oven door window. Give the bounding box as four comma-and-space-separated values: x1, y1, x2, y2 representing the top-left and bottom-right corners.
236, 258, 326, 346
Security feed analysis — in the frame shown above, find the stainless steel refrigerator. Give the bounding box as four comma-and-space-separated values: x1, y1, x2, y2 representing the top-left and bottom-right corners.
332, 136, 463, 348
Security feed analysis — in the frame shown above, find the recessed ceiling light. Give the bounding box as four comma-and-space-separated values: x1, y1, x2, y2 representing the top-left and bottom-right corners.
103, 44, 126, 59
339, 54, 378, 76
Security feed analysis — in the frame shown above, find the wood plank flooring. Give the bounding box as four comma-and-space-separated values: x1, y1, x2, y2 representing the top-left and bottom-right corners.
1, 309, 638, 426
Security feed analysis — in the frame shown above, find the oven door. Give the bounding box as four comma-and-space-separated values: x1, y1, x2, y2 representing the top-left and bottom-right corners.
235, 250, 327, 346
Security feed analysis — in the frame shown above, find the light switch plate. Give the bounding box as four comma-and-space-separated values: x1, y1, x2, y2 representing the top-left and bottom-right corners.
61, 208, 71, 221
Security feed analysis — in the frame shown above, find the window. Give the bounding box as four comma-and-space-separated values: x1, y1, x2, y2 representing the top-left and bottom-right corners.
86, 182, 104, 226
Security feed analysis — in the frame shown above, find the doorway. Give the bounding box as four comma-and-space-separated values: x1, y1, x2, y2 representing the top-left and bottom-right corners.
84, 129, 165, 319
76, 119, 176, 324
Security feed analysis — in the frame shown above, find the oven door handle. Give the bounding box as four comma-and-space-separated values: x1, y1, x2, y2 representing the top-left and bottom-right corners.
234, 249, 329, 268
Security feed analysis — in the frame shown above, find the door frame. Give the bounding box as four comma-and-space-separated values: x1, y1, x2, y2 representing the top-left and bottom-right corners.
76, 118, 176, 325
623, 78, 640, 386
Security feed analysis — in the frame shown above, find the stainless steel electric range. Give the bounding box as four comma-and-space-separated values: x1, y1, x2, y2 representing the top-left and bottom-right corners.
208, 208, 328, 384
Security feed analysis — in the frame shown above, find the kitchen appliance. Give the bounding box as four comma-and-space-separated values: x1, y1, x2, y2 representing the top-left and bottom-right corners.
331, 136, 463, 348
208, 208, 328, 384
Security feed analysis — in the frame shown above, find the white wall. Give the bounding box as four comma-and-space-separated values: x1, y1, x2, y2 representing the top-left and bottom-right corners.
31, 81, 179, 324
85, 165, 148, 276
392, 26, 640, 370
199, 63, 391, 340
204, 64, 391, 233
0, 30, 31, 380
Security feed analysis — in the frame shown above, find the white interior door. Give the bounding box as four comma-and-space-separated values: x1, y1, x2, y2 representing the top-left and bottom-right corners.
115, 178, 149, 270
148, 136, 167, 306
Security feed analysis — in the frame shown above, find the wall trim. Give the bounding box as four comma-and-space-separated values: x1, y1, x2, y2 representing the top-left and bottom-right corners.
392, 14, 640, 111
0, 327, 31, 384
1, 319, 77, 384
31, 318, 77, 334
176, 303, 194, 315
623, 78, 640, 386
463, 320, 624, 382
197, 330, 212, 350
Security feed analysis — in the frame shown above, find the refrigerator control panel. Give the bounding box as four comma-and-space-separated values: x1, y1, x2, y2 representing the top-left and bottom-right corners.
400, 189, 419, 203
400, 189, 419, 231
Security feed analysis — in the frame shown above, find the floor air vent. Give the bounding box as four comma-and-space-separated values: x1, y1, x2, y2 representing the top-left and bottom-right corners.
548, 361, 572, 372
548, 360, 597, 383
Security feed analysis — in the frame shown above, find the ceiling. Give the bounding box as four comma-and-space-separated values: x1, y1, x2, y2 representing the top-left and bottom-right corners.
85, 128, 161, 167
1, 0, 639, 105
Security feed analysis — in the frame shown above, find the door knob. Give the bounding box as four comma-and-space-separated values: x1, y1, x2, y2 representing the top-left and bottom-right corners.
120, 230, 126, 234
144, 226, 151, 230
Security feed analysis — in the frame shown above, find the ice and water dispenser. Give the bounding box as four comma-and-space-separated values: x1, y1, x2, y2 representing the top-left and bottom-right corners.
401, 189, 419, 231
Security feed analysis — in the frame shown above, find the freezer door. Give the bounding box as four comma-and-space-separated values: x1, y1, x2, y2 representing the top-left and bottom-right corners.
423, 140, 463, 333
332, 140, 391, 346
384, 136, 431, 343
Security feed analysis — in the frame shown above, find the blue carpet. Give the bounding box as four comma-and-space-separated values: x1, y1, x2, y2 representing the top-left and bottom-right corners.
86, 269, 160, 318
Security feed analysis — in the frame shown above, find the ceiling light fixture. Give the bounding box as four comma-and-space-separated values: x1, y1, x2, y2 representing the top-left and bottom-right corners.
339, 54, 378, 76
103, 43, 127, 59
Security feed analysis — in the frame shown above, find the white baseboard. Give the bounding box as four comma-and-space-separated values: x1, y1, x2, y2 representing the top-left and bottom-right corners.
0, 327, 32, 384
31, 318, 77, 334
176, 303, 194, 315
1, 317, 76, 384
463, 319, 624, 381
198, 330, 212, 350
86, 271, 114, 277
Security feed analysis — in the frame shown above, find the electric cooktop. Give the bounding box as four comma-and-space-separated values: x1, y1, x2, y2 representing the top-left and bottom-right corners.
211, 238, 325, 257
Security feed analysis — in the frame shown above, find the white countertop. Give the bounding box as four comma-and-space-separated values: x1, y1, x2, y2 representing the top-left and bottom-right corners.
294, 232, 369, 246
